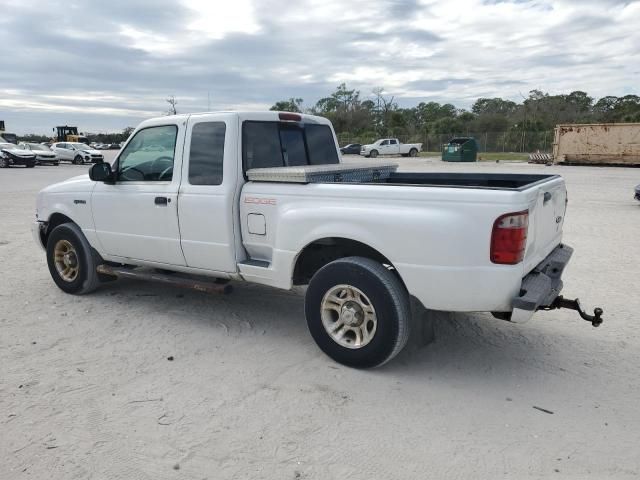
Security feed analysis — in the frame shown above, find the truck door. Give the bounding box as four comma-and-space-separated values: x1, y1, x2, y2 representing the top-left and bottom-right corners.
177, 114, 238, 272
389, 138, 400, 155
91, 123, 186, 265
379, 139, 390, 154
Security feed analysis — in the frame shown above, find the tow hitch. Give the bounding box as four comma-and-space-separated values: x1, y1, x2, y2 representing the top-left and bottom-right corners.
540, 296, 604, 327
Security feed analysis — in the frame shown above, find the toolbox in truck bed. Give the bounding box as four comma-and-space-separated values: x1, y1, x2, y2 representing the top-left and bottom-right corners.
246, 162, 398, 183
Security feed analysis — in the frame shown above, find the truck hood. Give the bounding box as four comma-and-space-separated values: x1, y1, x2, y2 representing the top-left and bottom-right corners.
41, 174, 94, 194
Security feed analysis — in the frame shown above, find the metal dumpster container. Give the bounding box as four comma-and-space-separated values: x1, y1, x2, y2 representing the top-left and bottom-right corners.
553, 123, 640, 166
442, 137, 478, 162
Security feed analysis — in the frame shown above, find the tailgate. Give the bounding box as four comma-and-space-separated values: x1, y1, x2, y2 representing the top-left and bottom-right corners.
523, 177, 567, 272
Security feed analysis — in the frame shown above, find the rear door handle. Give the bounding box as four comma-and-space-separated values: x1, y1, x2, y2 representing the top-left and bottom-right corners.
154, 196, 169, 206
543, 192, 552, 204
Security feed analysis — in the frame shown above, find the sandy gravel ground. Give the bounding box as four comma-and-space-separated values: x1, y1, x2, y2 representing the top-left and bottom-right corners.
1, 155, 639, 479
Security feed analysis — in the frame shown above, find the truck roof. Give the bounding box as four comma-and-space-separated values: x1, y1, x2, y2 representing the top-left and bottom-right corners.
140, 111, 331, 127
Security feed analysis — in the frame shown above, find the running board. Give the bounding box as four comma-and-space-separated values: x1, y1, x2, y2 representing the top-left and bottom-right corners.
238, 259, 270, 268
96, 265, 232, 295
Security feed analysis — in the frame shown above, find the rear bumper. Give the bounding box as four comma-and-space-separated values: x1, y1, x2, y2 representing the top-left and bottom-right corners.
510, 244, 573, 323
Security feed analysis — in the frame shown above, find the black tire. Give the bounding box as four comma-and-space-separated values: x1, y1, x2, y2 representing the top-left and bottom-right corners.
409, 148, 418, 157
53, 161, 60, 166
26, 162, 35, 168
74, 155, 83, 165
0, 158, 9, 168
305, 256, 410, 368
46, 223, 101, 294
370, 149, 379, 158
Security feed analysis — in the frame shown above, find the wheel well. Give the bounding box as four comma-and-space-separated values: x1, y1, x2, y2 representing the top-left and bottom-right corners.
43, 213, 74, 246
293, 237, 402, 286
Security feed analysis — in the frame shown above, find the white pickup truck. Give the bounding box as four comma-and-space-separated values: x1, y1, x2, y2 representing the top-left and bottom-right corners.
360, 138, 422, 158
33, 111, 602, 368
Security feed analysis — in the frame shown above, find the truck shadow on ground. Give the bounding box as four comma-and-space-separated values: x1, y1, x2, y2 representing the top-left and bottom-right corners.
92, 277, 612, 384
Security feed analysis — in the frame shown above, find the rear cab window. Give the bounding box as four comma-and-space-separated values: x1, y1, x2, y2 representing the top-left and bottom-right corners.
242, 120, 338, 173
188, 122, 226, 185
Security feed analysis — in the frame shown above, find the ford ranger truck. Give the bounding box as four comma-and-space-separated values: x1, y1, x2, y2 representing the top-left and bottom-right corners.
32, 111, 603, 368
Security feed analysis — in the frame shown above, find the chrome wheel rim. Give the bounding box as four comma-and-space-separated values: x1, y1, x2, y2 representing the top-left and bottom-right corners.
321, 284, 377, 349
54, 239, 79, 282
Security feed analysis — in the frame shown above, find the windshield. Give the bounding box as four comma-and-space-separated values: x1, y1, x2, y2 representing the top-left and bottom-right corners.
30, 144, 51, 151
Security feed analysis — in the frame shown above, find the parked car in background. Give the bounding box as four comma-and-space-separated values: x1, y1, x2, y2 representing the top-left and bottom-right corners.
108, 143, 121, 150
0, 142, 36, 168
360, 138, 422, 158
340, 143, 362, 155
51, 142, 104, 164
635, 184, 640, 202
19, 142, 59, 165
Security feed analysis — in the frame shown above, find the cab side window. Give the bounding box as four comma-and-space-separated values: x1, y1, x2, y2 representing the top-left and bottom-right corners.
381, 140, 389, 146
188, 122, 226, 185
117, 125, 177, 182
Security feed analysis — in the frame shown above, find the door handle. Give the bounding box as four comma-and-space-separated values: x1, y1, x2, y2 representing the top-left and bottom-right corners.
543, 192, 552, 204
154, 196, 169, 205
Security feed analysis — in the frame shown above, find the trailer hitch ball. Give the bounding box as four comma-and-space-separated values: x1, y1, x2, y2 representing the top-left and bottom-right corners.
542, 296, 604, 327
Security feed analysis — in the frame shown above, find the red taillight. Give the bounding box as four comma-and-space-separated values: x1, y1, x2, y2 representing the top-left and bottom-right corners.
278, 112, 302, 122
490, 210, 529, 265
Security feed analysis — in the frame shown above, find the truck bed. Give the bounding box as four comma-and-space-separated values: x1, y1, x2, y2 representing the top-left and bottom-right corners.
247, 163, 558, 191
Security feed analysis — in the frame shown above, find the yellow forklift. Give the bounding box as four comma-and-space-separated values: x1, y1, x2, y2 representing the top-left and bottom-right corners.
53, 126, 88, 144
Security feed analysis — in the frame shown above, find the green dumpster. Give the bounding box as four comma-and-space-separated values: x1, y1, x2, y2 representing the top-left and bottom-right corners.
442, 137, 478, 162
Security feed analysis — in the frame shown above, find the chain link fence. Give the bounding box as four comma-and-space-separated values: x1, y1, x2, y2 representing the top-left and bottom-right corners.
336, 130, 554, 153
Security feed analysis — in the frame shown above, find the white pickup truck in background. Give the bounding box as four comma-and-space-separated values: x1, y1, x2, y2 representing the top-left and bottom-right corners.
33, 111, 603, 368
360, 138, 422, 158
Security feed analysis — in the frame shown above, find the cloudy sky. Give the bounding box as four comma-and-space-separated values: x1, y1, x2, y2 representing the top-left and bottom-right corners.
1, 0, 638, 134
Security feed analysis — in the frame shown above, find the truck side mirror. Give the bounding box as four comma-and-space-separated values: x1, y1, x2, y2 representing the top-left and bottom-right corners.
89, 162, 114, 183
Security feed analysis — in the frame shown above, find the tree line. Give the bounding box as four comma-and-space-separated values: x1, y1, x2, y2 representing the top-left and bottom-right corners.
270, 84, 640, 144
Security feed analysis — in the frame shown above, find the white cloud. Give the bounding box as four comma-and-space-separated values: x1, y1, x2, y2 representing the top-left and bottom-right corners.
0, 0, 638, 133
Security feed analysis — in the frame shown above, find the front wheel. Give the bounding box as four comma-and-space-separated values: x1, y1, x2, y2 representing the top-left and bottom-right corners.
73, 155, 83, 165
369, 150, 379, 158
46, 223, 101, 294
305, 257, 410, 368
26, 162, 35, 168
0, 157, 9, 168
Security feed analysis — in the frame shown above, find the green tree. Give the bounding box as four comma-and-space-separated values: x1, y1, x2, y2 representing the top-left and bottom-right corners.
270, 97, 304, 113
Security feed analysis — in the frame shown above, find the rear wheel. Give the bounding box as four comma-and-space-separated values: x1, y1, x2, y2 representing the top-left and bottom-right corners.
409, 148, 418, 157
305, 256, 410, 368
46, 223, 101, 294
369, 150, 379, 158
0, 158, 9, 168
26, 162, 35, 168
